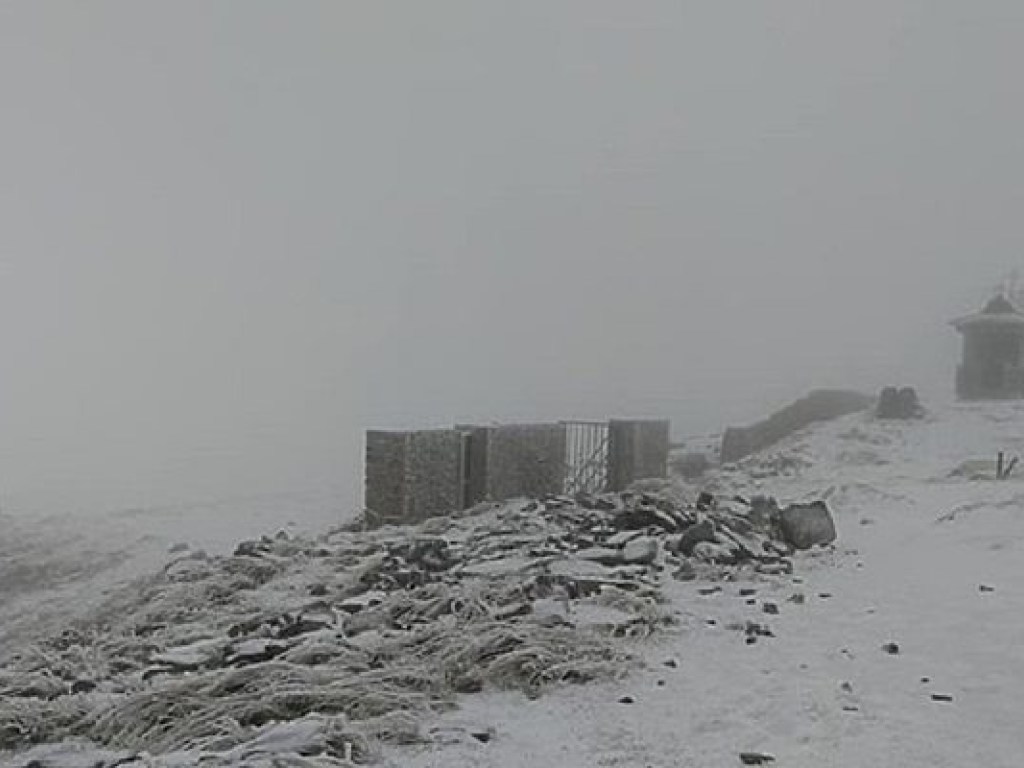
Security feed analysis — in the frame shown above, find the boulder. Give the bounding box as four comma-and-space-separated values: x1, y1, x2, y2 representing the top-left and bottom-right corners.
622, 537, 659, 565
673, 520, 716, 555
876, 386, 924, 419
778, 501, 836, 550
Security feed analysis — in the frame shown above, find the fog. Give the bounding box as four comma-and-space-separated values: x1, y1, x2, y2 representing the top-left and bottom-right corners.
1, 1, 1022, 516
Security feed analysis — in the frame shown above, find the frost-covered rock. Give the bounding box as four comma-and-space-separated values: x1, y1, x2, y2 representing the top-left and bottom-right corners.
778, 501, 837, 550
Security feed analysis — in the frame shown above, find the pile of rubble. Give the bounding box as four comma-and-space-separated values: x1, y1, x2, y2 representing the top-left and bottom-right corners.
0, 489, 835, 767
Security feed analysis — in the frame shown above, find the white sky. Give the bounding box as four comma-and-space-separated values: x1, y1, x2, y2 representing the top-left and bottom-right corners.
1, 1, 1022, 514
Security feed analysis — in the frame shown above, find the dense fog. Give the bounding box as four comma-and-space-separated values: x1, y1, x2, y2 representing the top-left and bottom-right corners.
2, 1, 1022, 516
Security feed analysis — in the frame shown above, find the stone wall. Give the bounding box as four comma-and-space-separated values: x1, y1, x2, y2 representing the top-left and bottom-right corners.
404, 429, 464, 523
720, 389, 873, 463
364, 431, 408, 523
366, 418, 675, 525
607, 419, 670, 491
364, 429, 463, 525
483, 423, 567, 501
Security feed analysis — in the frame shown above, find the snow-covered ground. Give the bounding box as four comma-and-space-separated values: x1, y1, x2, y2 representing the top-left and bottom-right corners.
0, 490, 348, 652
4, 402, 1024, 767
386, 402, 1024, 767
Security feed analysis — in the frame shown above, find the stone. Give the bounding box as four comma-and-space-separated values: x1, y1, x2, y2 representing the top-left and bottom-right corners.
234, 540, 261, 557
876, 386, 924, 420
622, 537, 659, 565
882, 642, 900, 655
71, 679, 97, 694
578, 547, 626, 566
674, 520, 716, 555
778, 501, 837, 550
739, 752, 776, 765
762, 602, 779, 615
672, 561, 696, 581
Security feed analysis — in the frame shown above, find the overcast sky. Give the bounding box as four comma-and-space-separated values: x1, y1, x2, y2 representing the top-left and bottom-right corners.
1, 2, 1022, 515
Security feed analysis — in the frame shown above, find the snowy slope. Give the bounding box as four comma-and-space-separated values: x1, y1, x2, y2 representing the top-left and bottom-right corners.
0, 490, 347, 653
384, 402, 1024, 768
4, 403, 1024, 767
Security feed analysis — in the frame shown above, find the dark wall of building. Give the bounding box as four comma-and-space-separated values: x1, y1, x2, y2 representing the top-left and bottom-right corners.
404, 429, 464, 523
364, 431, 408, 523
958, 328, 1024, 400
461, 426, 490, 507
366, 418, 675, 525
484, 423, 567, 500
364, 429, 464, 526
607, 419, 670, 491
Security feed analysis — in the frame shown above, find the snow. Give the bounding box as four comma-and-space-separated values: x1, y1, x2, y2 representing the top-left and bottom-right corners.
5, 402, 1024, 766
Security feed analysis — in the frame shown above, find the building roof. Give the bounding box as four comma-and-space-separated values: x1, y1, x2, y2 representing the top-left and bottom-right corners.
951, 295, 1024, 332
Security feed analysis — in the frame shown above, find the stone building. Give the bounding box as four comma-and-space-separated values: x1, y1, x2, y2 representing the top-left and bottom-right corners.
952, 295, 1024, 400
364, 418, 671, 526
606, 419, 671, 491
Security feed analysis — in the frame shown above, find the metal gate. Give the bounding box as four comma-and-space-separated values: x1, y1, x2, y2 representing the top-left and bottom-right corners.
562, 421, 609, 495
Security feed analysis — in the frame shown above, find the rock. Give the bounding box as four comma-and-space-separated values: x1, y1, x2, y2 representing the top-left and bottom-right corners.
762, 602, 779, 615
605, 530, 642, 547
979, 584, 995, 592
234, 540, 261, 557
276, 615, 333, 639
621, 537, 659, 565
227, 639, 288, 666
744, 621, 774, 638
882, 642, 900, 655
578, 547, 626, 566
778, 501, 837, 550
168, 542, 189, 554
70, 679, 97, 694
788, 593, 806, 604
739, 752, 776, 765
674, 520, 716, 555
876, 386, 924, 419
672, 561, 696, 581
663, 659, 678, 668
931, 693, 953, 703
340, 590, 388, 614
309, 583, 329, 597
692, 541, 738, 564
618, 695, 635, 704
